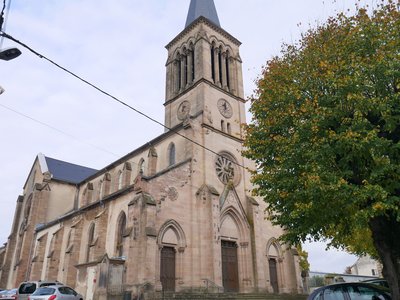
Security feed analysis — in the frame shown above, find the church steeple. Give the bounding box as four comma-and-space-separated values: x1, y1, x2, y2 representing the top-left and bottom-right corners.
164, 0, 245, 134
185, 0, 220, 28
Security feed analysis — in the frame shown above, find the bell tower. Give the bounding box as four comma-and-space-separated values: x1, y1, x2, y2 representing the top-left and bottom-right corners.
164, 0, 246, 141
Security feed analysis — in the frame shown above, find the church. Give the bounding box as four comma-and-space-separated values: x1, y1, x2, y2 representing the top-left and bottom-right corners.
0, 1, 303, 298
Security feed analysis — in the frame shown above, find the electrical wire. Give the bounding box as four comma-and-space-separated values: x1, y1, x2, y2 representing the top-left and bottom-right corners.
0, 31, 247, 170
0, 103, 121, 158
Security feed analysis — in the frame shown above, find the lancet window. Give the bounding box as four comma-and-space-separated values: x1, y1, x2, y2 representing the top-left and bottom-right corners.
173, 45, 195, 94
116, 212, 127, 257
210, 42, 235, 93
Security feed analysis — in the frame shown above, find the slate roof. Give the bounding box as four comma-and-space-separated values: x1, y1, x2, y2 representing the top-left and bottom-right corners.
45, 156, 98, 184
185, 0, 220, 28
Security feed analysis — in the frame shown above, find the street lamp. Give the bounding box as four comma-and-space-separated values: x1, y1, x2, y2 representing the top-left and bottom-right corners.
0, 46, 21, 61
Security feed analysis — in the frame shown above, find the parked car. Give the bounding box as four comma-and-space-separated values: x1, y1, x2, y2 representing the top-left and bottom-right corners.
17, 281, 63, 300
0, 288, 17, 299
308, 282, 391, 300
28, 285, 83, 300
362, 279, 389, 289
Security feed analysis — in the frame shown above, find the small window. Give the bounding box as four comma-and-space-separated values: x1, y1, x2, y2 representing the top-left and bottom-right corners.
116, 213, 127, 257
138, 158, 145, 174
221, 120, 225, 132
19, 283, 37, 294
87, 223, 95, 262
118, 171, 123, 190
168, 143, 176, 166
227, 123, 231, 134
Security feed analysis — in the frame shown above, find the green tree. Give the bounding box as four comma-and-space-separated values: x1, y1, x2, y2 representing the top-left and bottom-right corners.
243, 1, 400, 297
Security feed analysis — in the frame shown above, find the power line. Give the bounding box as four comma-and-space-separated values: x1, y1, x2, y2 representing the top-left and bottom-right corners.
0, 103, 121, 158
0, 31, 247, 170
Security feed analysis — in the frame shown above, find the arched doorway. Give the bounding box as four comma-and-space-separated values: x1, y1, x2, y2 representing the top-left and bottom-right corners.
221, 240, 239, 292
266, 239, 283, 293
220, 208, 247, 293
269, 258, 279, 293
160, 247, 176, 291
157, 220, 187, 292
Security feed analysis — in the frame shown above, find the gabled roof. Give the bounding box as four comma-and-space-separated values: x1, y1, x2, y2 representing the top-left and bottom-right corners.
185, 0, 220, 28
44, 156, 98, 184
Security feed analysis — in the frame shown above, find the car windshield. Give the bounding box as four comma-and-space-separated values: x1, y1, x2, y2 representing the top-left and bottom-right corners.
32, 287, 55, 296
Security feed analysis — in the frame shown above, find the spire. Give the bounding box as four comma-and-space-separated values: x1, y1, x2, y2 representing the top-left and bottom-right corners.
185, 0, 220, 28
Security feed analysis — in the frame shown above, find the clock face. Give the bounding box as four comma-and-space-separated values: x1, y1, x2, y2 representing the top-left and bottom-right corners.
177, 100, 190, 120
217, 99, 233, 118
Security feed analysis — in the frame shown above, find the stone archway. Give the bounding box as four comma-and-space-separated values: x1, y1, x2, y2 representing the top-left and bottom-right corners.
266, 238, 284, 293
157, 220, 187, 292
220, 207, 250, 293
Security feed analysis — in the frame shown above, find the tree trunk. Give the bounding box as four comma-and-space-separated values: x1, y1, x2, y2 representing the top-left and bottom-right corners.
369, 215, 400, 300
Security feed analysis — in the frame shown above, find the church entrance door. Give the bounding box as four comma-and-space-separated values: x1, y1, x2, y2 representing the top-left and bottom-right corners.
221, 241, 239, 292
160, 246, 176, 291
269, 258, 279, 293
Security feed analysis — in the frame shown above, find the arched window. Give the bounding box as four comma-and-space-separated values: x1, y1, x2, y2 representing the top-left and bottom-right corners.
227, 123, 231, 134
138, 158, 145, 174
86, 223, 95, 262
65, 229, 73, 253
177, 53, 182, 91
168, 143, 176, 166
218, 47, 223, 84
211, 44, 216, 82
221, 120, 225, 132
116, 212, 127, 257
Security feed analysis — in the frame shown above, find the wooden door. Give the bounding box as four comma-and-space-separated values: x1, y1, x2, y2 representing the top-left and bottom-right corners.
160, 247, 176, 291
269, 258, 279, 293
221, 241, 239, 292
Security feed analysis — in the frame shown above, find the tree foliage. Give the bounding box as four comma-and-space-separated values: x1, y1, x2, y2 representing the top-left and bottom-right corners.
243, 1, 400, 296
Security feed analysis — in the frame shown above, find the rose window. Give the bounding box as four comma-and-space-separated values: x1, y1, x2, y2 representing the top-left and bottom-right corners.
215, 153, 240, 185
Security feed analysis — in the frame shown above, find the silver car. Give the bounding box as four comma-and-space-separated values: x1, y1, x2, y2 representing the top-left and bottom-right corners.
28, 285, 83, 300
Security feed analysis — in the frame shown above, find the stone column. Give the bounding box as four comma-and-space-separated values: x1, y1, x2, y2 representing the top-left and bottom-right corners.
228, 57, 236, 94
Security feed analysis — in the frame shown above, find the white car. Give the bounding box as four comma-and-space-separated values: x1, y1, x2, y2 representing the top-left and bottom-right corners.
28, 285, 83, 300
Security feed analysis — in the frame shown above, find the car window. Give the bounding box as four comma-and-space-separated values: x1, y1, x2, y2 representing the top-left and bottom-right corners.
311, 290, 324, 300
32, 287, 55, 296
323, 287, 346, 300
19, 283, 37, 294
65, 287, 77, 296
346, 285, 389, 300
39, 282, 58, 287
59, 287, 68, 295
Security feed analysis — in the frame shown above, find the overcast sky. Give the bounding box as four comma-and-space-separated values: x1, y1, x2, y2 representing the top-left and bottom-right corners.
1, 0, 381, 274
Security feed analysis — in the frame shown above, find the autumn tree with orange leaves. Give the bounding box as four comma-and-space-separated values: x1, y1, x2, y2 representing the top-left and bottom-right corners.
244, 1, 400, 297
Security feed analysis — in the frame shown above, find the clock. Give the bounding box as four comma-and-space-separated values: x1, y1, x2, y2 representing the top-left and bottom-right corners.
177, 100, 190, 120
217, 98, 233, 118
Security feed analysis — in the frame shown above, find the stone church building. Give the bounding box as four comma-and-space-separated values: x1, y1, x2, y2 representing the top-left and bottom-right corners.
0, 0, 302, 298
